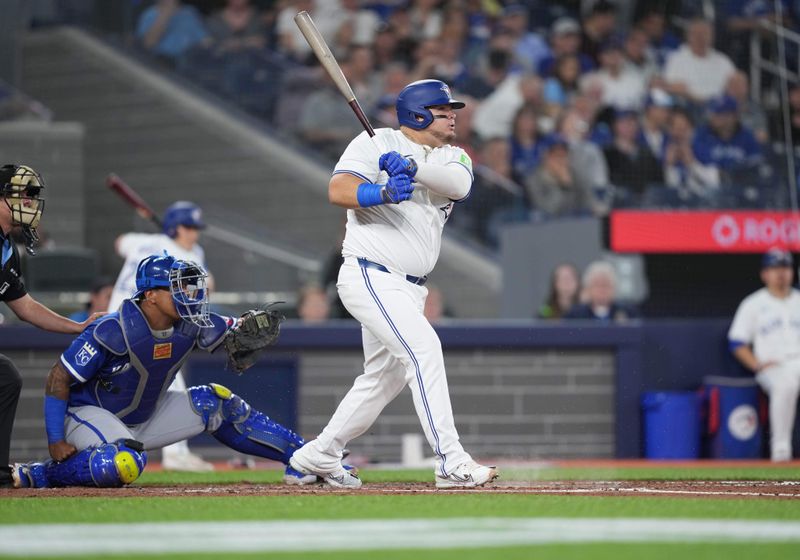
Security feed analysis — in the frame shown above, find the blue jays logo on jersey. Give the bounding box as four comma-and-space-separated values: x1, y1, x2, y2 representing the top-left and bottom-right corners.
439, 202, 454, 222
75, 342, 98, 367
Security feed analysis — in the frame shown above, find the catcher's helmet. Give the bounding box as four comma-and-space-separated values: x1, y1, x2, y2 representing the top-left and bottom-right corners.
396, 79, 465, 130
134, 253, 212, 328
0, 164, 45, 255
162, 201, 206, 239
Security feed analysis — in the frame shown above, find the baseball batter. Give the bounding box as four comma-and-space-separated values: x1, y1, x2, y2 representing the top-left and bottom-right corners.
729, 248, 800, 461
12, 254, 305, 488
108, 201, 210, 471
290, 79, 498, 488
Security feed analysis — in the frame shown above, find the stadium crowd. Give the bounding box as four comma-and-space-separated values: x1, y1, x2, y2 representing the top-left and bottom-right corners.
8, 0, 800, 248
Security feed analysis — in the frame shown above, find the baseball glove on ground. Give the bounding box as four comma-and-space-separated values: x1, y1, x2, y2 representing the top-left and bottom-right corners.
224, 306, 284, 373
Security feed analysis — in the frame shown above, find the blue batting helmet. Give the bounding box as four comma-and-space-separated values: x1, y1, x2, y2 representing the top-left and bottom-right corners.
396, 79, 465, 130
133, 253, 212, 328
162, 201, 206, 239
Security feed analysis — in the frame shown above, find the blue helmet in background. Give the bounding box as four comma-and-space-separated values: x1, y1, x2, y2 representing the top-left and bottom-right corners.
133, 253, 212, 328
395, 79, 465, 130
162, 201, 206, 239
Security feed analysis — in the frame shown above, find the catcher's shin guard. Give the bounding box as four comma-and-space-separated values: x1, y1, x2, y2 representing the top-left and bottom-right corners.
188, 383, 303, 463
14, 439, 147, 488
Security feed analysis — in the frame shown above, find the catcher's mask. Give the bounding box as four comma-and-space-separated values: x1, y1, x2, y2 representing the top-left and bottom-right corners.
0, 164, 45, 255
134, 253, 213, 328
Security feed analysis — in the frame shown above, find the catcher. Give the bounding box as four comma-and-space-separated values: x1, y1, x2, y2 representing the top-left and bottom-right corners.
11, 253, 319, 488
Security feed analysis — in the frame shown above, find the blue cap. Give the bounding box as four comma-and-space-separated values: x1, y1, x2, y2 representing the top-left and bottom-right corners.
708, 94, 738, 114
614, 107, 639, 120
540, 133, 569, 151
762, 248, 793, 269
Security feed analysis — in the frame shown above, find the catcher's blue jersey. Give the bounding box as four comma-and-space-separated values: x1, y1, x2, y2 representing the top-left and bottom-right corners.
60, 300, 232, 425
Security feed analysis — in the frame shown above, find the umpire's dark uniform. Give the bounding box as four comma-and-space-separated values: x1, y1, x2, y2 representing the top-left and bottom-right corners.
0, 226, 25, 486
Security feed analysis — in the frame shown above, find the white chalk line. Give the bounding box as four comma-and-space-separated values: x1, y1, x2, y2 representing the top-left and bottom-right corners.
2, 518, 800, 556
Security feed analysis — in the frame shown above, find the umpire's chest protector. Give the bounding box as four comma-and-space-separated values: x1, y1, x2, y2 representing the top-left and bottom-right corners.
93, 300, 197, 425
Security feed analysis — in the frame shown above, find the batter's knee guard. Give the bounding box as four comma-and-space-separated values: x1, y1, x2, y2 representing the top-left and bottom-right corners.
188, 383, 303, 464
21, 439, 147, 488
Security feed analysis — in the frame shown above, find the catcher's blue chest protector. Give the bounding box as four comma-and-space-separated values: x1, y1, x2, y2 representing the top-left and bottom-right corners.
71, 300, 229, 425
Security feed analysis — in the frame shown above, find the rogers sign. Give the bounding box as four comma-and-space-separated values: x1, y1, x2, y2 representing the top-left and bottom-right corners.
610, 211, 800, 253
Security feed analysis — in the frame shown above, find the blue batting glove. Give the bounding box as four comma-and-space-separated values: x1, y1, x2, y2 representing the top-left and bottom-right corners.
379, 151, 418, 178
381, 174, 414, 204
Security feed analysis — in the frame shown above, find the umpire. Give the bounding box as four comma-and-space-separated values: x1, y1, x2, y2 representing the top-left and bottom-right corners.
0, 164, 102, 487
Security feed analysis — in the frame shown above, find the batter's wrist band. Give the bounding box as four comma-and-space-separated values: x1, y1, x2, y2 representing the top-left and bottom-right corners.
356, 183, 385, 207
44, 395, 68, 444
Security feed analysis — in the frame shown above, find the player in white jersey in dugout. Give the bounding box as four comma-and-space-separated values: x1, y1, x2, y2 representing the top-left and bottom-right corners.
290, 79, 499, 488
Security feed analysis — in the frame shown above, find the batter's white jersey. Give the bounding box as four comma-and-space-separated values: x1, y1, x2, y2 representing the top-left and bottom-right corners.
108, 233, 206, 312
334, 128, 473, 277
728, 287, 800, 363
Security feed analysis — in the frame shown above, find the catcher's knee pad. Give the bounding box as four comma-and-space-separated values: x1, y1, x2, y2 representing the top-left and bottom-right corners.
192, 383, 303, 464
44, 439, 147, 488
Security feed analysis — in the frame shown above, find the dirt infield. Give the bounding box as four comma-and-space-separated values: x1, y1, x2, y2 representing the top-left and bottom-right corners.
5, 480, 800, 499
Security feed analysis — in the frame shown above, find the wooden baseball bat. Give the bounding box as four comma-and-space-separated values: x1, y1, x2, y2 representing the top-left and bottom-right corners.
105, 173, 163, 228
294, 10, 376, 137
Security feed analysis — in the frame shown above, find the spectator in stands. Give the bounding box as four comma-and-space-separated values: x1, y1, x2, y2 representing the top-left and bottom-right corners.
136, 0, 210, 63
538, 17, 595, 77
634, 9, 680, 68
565, 261, 637, 321
658, 17, 735, 104
663, 107, 720, 203
537, 262, 581, 319
692, 95, 763, 175
557, 108, 611, 216
623, 27, 659, 82
275, 0, 315, 63
460, 137, 522, 246
580, 0, 618, 65
409, 0, 444, 41
525, 133, 592, 218
639, 88, 674, 162
580, 36, 647, 111
725, 70, 769, 144
68, 277, 114, 323
499, 4, 550, 74
542, 54, 582, 118
314, 0, 382, 53
720, 0, 785, 69
297, 284, 331, 323
460, 36, 514, 100
473, 74, 545, 141
206, 0, 266, 54
372, 23, 403, 71
296, 48, 375, 160
510, 105, 543, 184
410, 37, 467, 88
373, 62, 411, 128
604, 109, 663, 203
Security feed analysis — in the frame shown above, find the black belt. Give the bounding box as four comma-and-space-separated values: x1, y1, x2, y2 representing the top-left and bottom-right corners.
357, 257, 427, 286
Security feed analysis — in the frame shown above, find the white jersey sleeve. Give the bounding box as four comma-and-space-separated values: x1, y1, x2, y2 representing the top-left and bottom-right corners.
333, 131, 382, 184
116, 233, 153, 258
728, 292, 757, 345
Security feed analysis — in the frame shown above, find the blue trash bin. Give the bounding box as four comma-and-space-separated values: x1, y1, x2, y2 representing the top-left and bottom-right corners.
704, 376, 763, 459
641, 391, 701, 459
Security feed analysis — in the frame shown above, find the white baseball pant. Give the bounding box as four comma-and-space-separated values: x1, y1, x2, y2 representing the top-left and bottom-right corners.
756, 358, 800, 461
309, 257, 472, 477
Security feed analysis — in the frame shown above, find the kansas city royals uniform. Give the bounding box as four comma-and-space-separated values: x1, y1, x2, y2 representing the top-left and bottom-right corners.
109, 233, 205, 313
729, 287, 800, 460
308, 127, 475, 478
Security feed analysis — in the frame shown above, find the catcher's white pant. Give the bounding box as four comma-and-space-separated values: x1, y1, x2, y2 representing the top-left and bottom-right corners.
756, 359, 800, 461
309, 257, 471, 477
63, 390, 205, 452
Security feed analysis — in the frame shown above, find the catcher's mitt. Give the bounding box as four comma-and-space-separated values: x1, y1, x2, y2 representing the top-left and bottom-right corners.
223, 306, 284, 373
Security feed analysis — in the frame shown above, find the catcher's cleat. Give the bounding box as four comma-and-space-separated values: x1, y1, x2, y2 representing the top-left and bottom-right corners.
11, 462, 48, 489
435, 461, 498, 489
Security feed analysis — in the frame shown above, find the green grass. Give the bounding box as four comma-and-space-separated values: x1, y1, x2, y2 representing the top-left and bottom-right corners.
3, 465, 800, 559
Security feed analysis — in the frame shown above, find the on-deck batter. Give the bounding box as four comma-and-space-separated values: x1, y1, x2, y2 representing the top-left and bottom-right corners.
290, 79, 498, 489
107, 201, 211, 471
729, 248, 800, 461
